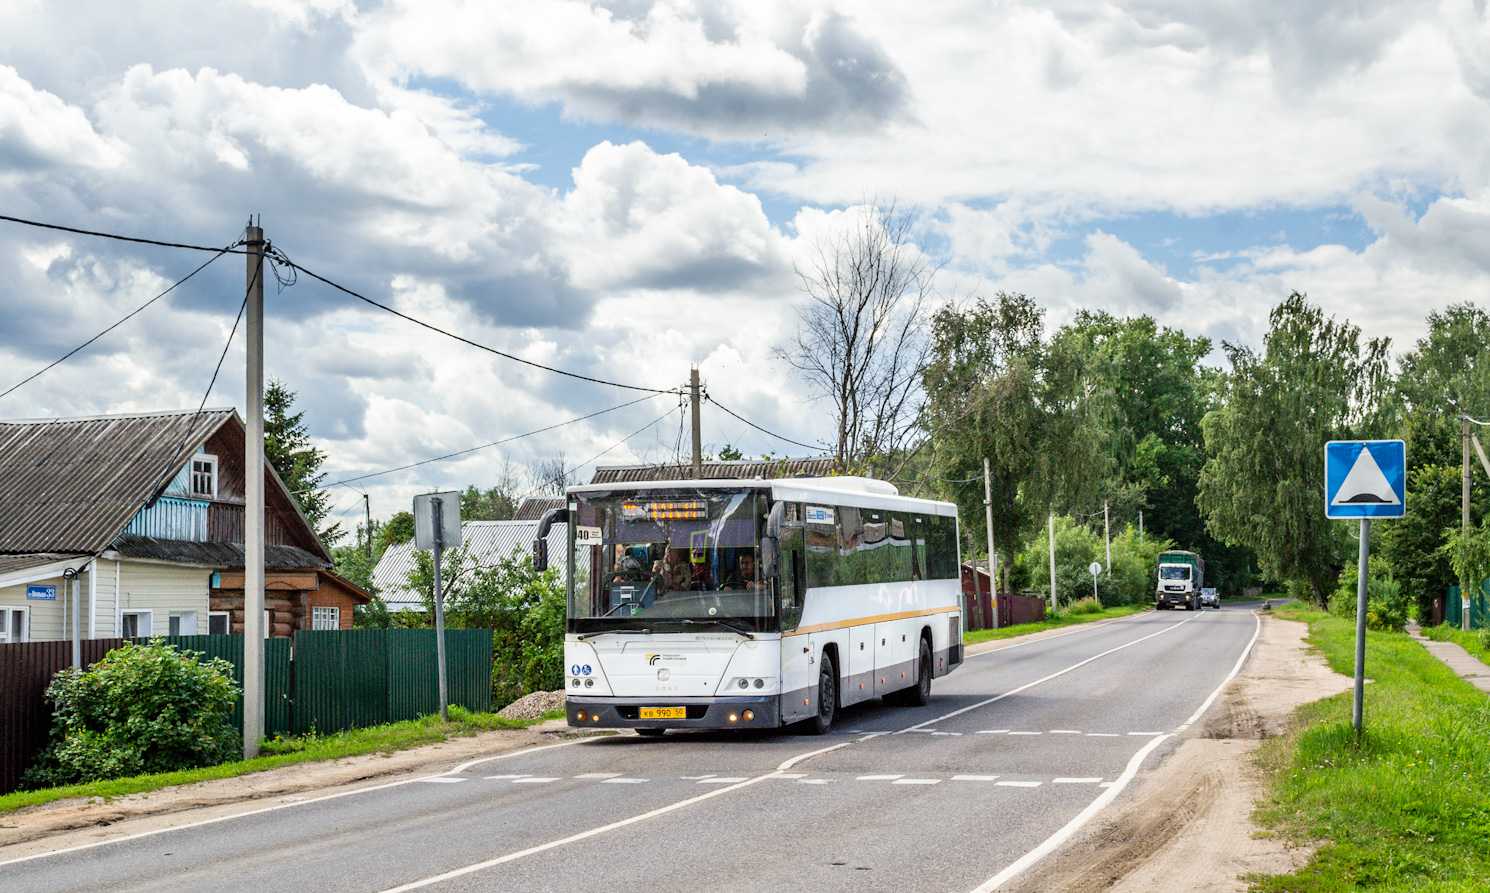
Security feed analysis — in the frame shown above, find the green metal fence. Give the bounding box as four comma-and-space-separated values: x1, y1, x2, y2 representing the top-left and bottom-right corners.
1445, 581, 1490, 630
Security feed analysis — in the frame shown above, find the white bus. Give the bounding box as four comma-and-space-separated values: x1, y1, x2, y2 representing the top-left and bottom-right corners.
534, 476, 964, 735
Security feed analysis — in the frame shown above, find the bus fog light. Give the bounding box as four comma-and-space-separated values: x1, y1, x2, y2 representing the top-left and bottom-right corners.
571, 678, 580, 688
754, 678, 764, 689
585, 678, 594, 688
576, 710, 588, 722
728, 713, 739, 722
592, 714, 600, 722
738, 678, 749, 689
743, 710, 755, 722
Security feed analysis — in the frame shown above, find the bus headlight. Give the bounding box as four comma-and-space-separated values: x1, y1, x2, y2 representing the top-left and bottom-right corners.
584, 678, 595, 688
738, 678, 749, 689
754, 678, 764, 689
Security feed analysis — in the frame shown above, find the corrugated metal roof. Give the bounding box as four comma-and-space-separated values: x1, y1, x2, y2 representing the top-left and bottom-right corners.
110, 534, 329, 569
0, 409, 237, 554
589, 458, 838, 484
372, 520, 573, 607
511, 497, 563, 521
0, 553, 84, 576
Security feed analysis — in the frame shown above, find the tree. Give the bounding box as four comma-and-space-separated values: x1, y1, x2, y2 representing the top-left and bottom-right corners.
528, 452, 572, 496
1198, 293, 1392, 607
1395, 303, 1490, 466
374, 511, 414, 557
776, 199, 935, 473
264, 379, 338, 543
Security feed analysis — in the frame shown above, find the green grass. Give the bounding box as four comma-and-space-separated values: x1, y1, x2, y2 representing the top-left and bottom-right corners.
963, 603, 1150, 645
1249, 604, 1490, 892
1418, 623, 1490, 665
0, 706, 565, 816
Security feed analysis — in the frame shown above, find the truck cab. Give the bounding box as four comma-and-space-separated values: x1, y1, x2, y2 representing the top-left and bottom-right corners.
1155, 551, 1204, 611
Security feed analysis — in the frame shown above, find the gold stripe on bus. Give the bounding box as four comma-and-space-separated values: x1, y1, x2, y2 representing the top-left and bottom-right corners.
782, 607, 961, 638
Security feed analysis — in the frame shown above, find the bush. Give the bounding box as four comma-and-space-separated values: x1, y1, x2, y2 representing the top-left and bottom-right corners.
22, 639, 240, 789
1332, 556, 1410, 631
1067, 598, 1102, 615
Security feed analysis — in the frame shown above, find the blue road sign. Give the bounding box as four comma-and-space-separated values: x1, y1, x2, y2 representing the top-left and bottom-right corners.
26, 585, 56, 601
1325, 440, 1406, 519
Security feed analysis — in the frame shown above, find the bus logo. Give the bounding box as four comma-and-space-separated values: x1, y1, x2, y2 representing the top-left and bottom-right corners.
647, 654, 683, 665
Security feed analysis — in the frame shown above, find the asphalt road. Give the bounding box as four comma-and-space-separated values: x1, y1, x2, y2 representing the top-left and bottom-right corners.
2, 603, 1262, 893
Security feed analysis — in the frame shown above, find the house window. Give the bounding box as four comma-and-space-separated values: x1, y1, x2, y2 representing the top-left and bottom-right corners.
120, 609, 153, 638
190, 455, 217, 499
0, 607, 28, 643
168, 611, 198, 636
208, 612, 230, 635
311, 606, 340, 630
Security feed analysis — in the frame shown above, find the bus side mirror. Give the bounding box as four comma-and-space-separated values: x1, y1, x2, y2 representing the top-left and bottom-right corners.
533, 507, 570, 573
762, 501, 787, 578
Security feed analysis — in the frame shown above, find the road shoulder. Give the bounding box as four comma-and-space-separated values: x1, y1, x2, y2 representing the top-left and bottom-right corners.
1000, 612, 1351, 893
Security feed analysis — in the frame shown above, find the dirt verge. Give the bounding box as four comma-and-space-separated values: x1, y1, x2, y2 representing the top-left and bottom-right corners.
0, 720, 592, 861
1000, 612, 1351, 893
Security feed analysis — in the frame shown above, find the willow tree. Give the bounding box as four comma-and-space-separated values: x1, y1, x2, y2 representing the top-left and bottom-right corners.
1198, 293, 1391, 606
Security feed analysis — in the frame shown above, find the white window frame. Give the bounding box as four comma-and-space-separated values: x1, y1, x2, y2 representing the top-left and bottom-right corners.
311, 606, 340, 630
190, 454, 218, 499
120, 609, 153, 638
0, 606, 29, 643
168, 611, 198, 636
208, 611, 230, 635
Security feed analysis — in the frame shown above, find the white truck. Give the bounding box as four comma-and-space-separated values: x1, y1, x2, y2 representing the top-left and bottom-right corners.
1156, 550, 1205, 610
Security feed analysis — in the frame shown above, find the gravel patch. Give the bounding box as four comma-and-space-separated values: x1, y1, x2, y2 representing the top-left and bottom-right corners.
496, 690, 566, 720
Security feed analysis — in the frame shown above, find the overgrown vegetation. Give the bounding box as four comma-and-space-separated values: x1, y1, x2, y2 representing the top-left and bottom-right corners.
1251, 605, 1490, 891
22, 640, 240, 789
1014, 516, 1174, 607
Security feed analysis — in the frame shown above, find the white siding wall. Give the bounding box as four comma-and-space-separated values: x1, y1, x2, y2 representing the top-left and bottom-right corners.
117, 562, 211, 637
0, 559, 122, 642
0, 577, 64, 641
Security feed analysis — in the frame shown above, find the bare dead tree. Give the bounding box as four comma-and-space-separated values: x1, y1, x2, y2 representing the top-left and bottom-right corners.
775, 199, 936, 473
528, 451, 572, 496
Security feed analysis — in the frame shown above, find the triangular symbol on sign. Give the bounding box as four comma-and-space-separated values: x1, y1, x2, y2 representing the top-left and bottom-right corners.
1332, 447, 1400, 506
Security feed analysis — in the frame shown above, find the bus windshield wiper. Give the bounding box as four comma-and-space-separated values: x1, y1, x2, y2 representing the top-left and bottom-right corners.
577, 628, 652, 641
680, 619, 756, 640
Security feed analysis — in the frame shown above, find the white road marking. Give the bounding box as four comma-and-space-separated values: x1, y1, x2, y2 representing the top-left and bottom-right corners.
1050, 730, 1082, 735
857, 774, 904, 781
931, 731, 962, 736
602, 778, 648, 784
774, 773, 807, 779
483, 774, 529, 780
1086, 733, 1119, 737
0, 739, 589, 870
1008, 731, 1041, 736
680, 774, 716, 780
995, 781, 1041, 788
1053, 778, 1102, 784
697, 777, 749, 784
952, 775, 1001, 782
977, 729, 1009, 735
1173, 611, 1263, 733
892, 779, 940, 785
417, 778, 467, 784
799, 779, 830, 785
574, 773, 622, 779
512, 777, 559, 784
902, 612, 1202, 734
1127, 732, 1163, 736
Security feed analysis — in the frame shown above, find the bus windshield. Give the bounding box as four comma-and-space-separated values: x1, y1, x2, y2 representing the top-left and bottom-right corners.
568, 487, 774, 634
1159, 565, 1191, 580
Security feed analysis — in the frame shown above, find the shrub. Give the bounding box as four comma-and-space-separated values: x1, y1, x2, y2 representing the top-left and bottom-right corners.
22, 639, 240, 789
1332, 556, 1409, 631
1068, 598, 1102, 615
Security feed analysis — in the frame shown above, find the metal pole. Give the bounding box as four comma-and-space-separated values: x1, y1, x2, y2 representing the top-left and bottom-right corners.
1465, 416, 1473, 632
364, 494, 373, 563
690, 368, 703, 479
243, 222, 265, 759
1048, 512, 1057, 613
66, 569, 80, 669
984, 457, 998, 629
1139, 510, 1144, 544
1104, 501, 1111, 578
1352, 518, 1370, 734
432, 497, 449, 723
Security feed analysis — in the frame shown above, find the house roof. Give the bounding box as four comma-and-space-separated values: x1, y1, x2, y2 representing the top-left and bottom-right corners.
511, 497, 564, 521
111, 534, 329, 569
372, 519, 574, 607
0, 553, 86, 577
0, 408, 238, 554
589, 457, 838, 484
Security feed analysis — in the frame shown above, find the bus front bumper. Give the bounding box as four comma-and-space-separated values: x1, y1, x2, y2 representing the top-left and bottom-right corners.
567, 696, 781, 730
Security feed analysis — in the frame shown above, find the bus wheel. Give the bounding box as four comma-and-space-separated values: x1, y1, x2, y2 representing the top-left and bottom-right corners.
810, 654, 837, 735
906, 637, 933, 707
636, 728, 666, 737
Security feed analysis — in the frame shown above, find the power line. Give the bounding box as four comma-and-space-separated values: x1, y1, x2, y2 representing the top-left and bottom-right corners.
271, 253, 680, 396
514, 403, 682, 503
0, 213, 249, 255
312, 393, 665, 492
704, 393, 825, 452
0, 242, 240, 402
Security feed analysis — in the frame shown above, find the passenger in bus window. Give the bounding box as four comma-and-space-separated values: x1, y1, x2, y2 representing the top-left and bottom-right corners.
659, 547, 700, 591
722, 551, 764, 590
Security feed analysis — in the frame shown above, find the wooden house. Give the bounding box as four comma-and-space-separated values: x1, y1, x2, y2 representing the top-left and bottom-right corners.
0, 408, 369, 642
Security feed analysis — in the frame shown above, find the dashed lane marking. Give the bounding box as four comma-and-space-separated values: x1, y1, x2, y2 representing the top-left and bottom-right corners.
417, 778, 466, 784
1053, 778, 1103, 784
1007, 731, 1041, 736
697, 777, 750, 784
512, 777, 559, 784
995, 781, 1042, 788
977, 730, 1009, 735
1086, 733, 1119, 737
1050, 730, 1082, 734
574, 773, 622, 779
1127, 732, 1163, 736
482, 774, 529, 780
799, 779, 830, 785
603, 778, 648, 784
952, 775, 1001, 782
857, 774, 904, 781
892, 779, 940, 785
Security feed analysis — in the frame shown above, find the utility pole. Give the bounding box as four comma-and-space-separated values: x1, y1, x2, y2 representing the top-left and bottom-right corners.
1048, 512, 1057, 614
243, 221, 265, 759
1104, 501, 1111, 578
364, 493, 373, 563
1465, 416, 1473, 632
690, 367, 703, 479
983, 457, 998, 629
1139, 510, 1144, 544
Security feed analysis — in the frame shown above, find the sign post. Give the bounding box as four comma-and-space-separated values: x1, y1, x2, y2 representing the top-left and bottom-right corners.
415, 491, 462, 722
1088, 562, 1102, 608
1325, 440, 1406, 735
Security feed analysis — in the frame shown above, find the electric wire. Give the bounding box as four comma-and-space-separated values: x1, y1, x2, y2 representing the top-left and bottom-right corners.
311, 392, 665, 492
702, 392, 824, 452
269, 252, 679, 396
0, 243, 240, 402
0, 213, 250, 255
512, 402, 683, 505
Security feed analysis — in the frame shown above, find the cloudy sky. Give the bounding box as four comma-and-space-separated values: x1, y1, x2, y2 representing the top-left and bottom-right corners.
2, 0, 1488, 533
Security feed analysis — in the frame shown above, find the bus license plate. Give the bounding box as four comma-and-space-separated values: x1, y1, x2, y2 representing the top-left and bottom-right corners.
640, 707, 686, 720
